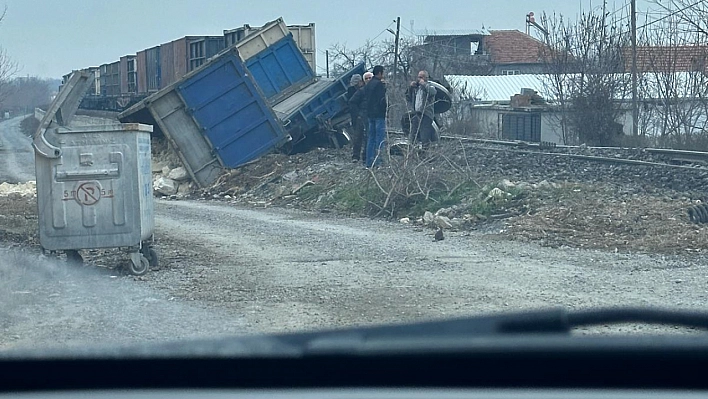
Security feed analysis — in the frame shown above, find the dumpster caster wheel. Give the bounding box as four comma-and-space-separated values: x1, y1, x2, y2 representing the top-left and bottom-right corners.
141, 247, 159, 268
65, 250, 83, 266
128, 255, 150, 276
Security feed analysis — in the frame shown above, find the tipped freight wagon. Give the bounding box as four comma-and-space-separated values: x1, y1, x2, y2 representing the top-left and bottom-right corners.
118, 47, 289, 188
224, 19, 316, 72
232, 18, 315, 102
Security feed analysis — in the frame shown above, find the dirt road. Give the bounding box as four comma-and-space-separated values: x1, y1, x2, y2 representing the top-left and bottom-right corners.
0, 116, 35, 183
148, 200, 708, 333
2, 116, 708, 353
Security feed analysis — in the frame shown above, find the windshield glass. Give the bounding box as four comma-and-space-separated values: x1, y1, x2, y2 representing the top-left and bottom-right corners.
1, 0, 707, 353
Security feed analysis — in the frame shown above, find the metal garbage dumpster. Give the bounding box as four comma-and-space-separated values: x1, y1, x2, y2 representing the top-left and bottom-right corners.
34, 71, 157, 275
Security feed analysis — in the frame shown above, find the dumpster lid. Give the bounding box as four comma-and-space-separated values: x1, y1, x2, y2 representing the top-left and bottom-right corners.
55, 123, 154, 134
33, 70, 94, 158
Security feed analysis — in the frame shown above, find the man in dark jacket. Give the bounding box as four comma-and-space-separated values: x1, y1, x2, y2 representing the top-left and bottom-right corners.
363, 65, 387, 168
346, 74, 366, 162
348, 72, 373, 163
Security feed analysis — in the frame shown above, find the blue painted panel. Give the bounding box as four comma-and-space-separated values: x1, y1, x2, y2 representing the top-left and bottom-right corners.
177, 51, 287, 168
246, 35, 314, 100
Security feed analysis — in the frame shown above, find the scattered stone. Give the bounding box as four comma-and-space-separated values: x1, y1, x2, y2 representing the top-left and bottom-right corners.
151, 161, 166, 173
450, 218, 465, 230
176, 182, 193, 197
536, 180, 553, 190
399, 217, 410, 224
434, 215, 453, 229
516, 181, 532, 191
167, 166, 189, 181
423, 211, 434, 225
153, 177, 178, 196
283, 171, 299, 182
0, 181, 36, 197
500, 179, 516, 190
435, 207, 452, 217
486, 187, 506, 201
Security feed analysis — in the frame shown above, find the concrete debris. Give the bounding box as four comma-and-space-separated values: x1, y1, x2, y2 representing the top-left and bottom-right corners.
435, 207, 452, 217
176, 181, 194, 197
450, 218, 465, 230
152, 161, 166, 173
161, 166, 171, 176
167, 166, 189, 182
535, 180, 553, 190
282, 170, 299, 182
423, 211, 435, 226
486, 187, 507, 201
434, 215, 453, 229
154, 177, 179, 196
500, 179, 516, 190
399, 217, 411, 224
0, 181, 36, 197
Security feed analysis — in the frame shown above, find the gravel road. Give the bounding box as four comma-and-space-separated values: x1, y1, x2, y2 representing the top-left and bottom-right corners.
2, 116, 708, 353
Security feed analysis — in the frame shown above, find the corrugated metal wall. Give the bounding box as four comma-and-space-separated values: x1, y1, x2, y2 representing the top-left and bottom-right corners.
120, 56, 134, 95
146, 46, 161, 92
160, 40, 176, 89
99, 61, 121, 96
137, 51, 147, 94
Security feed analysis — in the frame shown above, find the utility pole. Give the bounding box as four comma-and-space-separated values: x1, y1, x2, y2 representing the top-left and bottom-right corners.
326, 50, 329, 78
631, 0, 639, 136
393, 17, 401, 82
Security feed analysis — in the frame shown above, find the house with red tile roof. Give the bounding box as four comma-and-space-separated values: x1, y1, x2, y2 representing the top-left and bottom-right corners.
483, 30, 548, 75
622, 45, 708, 73
412, 29, 551, 76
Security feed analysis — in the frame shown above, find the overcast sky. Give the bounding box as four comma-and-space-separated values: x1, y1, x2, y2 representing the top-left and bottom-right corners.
2, 0, 653, 79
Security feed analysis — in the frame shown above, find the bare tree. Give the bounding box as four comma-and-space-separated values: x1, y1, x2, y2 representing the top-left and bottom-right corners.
0, 6, 18, 109
651, 1, 708, 38
440, 80, 485, 137
324, 41, 379, 76
538, 10, 632, 145
637, 7, 708, 148
3, 77, 53, 114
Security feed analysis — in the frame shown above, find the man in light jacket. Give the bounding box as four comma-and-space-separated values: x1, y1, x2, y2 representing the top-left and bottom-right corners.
407, 70, 437, 150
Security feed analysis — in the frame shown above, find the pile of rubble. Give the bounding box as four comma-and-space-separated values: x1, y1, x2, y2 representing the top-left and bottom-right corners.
0, 181, 36, 198
149, 138, 197, 198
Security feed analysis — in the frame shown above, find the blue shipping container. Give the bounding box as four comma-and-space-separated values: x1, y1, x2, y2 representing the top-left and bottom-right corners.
245, 34, 315, 102
178, 53, 287, 168
118, 48, 288, 187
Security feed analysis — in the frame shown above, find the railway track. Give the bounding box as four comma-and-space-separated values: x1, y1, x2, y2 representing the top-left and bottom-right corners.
438, 135, 708, 170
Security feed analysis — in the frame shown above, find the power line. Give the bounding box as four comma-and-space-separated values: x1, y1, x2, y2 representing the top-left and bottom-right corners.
637, 0, 704, 29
